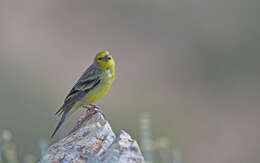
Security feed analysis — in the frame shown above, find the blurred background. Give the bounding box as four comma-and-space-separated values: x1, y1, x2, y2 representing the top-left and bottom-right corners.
0, 0, 259, 162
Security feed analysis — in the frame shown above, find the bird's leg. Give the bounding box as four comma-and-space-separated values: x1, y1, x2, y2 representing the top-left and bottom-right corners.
84, 104, 105, 118
67, 106, 94, 136
88, 104, 100, 110
67, 105, 105, 136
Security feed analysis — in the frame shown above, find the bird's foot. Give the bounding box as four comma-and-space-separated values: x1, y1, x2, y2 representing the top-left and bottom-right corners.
82, 104, 100, 109
67, 105, 105, 136
83, 104, 105, 118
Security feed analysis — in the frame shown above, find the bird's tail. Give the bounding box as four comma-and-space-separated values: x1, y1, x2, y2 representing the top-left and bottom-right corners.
51, 111, 70, 138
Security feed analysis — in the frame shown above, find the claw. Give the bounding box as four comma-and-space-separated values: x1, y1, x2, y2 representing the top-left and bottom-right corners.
67, 105, 105, 136
83, 104, 105, 118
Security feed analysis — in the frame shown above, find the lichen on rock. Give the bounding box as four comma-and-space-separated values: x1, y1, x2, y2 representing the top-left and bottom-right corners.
40, 112, 144, 163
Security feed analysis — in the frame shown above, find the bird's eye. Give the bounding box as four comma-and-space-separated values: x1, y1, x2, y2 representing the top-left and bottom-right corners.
106, 55, 111, 60
98, 58, 102, 61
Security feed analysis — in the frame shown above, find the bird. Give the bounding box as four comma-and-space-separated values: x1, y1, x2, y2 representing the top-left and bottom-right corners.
51, 51, 115, 138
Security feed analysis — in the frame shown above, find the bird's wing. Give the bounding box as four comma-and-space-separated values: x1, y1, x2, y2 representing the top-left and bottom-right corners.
55, 65, 104, 116
51, 64, 104, 138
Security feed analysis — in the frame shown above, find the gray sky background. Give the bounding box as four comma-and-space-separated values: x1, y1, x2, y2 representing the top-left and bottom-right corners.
0, 0, 259, 162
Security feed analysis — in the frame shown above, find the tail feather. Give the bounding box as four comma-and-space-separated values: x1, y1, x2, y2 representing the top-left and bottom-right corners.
51, 112, 69, 138
52, 103, 80, 138
55, 104, 66, 116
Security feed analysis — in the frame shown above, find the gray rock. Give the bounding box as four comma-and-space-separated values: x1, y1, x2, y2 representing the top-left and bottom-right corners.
40, 112, 144, 163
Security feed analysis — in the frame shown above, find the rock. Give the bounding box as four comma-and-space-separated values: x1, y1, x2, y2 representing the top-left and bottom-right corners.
40, 112, 144, 163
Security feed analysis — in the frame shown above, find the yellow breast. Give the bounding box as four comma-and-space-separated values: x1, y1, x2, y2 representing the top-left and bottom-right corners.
83, 69, 114, 104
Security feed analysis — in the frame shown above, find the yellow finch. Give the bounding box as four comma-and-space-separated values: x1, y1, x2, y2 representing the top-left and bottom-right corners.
51, 51, 115, 138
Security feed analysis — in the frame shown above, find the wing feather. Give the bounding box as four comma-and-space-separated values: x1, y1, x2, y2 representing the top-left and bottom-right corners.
55, 65, 104, 116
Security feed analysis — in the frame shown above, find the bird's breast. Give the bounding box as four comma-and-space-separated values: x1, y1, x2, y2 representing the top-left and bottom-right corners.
83, 72, 114, 105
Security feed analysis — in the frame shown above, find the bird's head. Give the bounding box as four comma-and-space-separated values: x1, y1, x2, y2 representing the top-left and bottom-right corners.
94, 51, 115, 69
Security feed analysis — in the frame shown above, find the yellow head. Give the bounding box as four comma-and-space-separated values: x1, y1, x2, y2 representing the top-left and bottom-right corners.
95, 51, 115, 69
